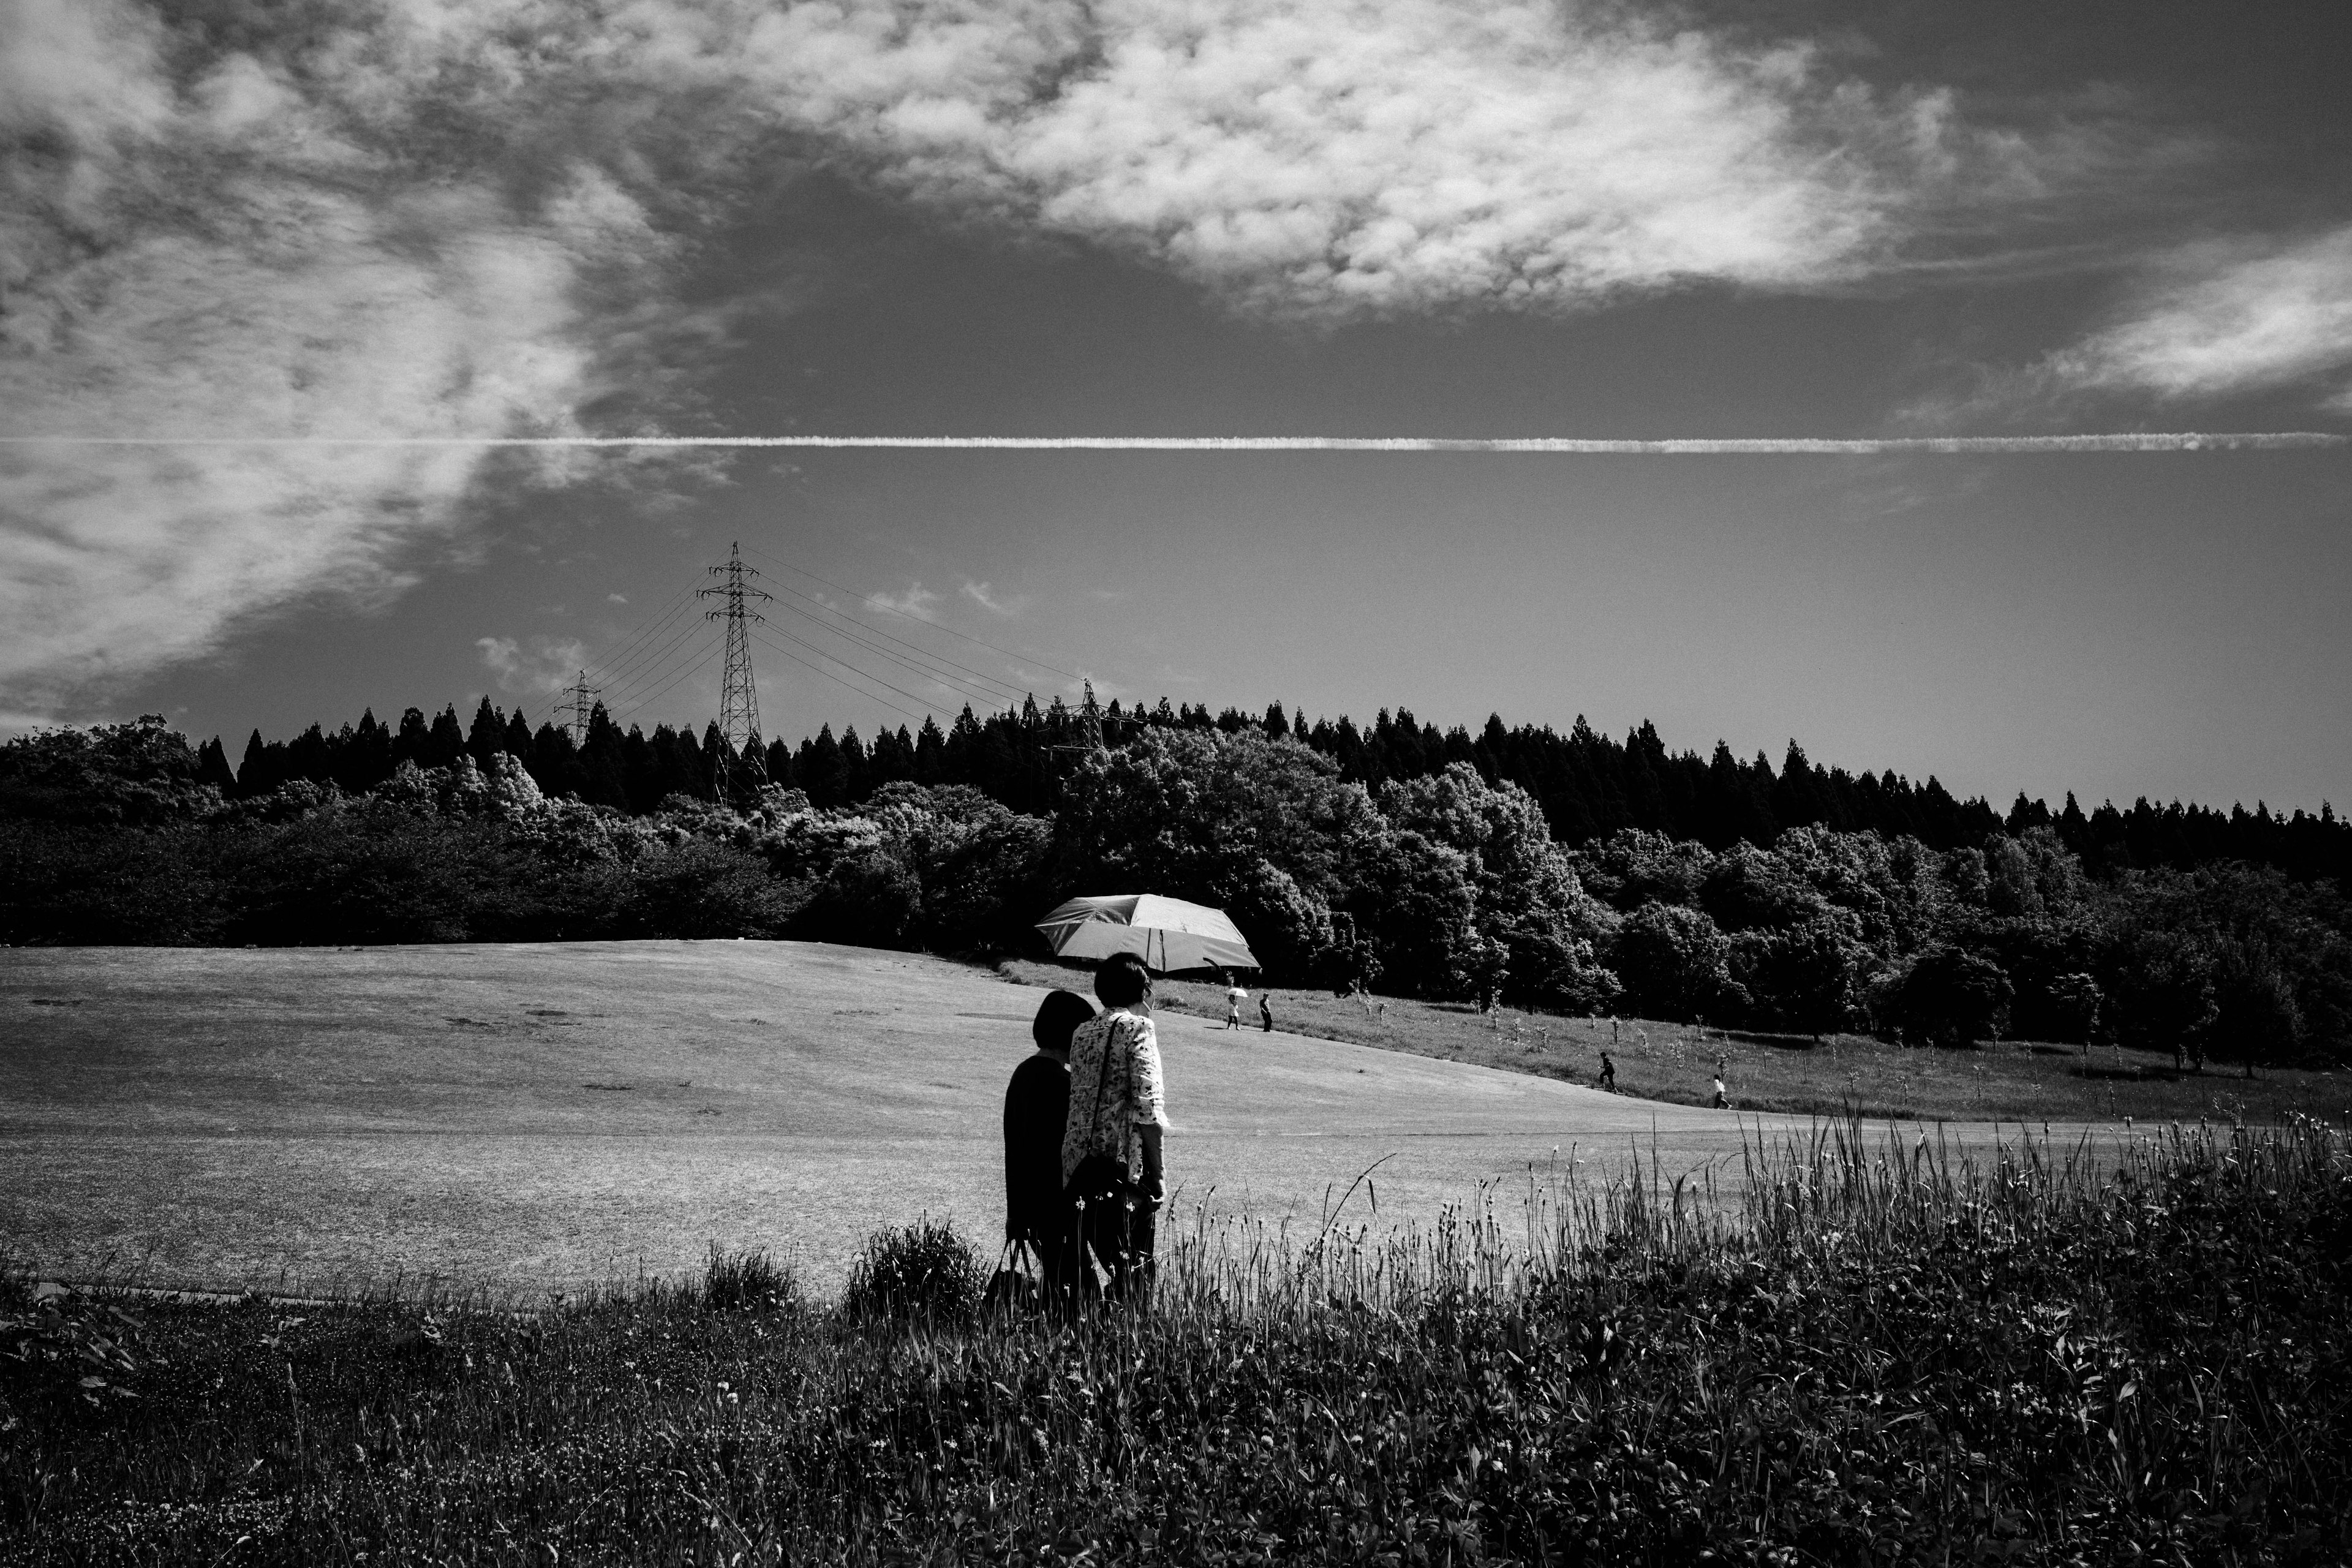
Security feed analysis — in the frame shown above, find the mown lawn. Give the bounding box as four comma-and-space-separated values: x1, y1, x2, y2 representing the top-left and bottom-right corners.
6, 1118, 2344, 1565
1000, 959, 2351, 1126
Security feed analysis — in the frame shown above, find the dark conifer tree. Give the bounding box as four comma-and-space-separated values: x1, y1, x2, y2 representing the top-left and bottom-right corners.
838, 725, 869, 802
701, 722, 733, 799
670, 725, 706, 801
426, 705, 466, 769
913, 716, 946, 783
530, 722, 583, 797
355, 709, 394, 789
392, 706, 432, 768
579, 703, 629, 809
502, 710, 534, 760
764, 737, 795, 792
289, 723, 335, 786
236, 729, 271, 796
799, 723, 846, 807
622, 725, 662, 813
467, 697, 505, 767
194, 737, 236, 791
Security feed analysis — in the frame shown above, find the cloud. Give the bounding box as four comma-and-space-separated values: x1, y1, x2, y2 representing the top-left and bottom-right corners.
477, 635, 589, 697
608, 594, 629, 604
961, 580, 1025, 616
0, 0, 725, 715
739, 0, 1982, 317
865, 582, 943, 620
2044, 227, 2352, 409
0, 0, 2102, 715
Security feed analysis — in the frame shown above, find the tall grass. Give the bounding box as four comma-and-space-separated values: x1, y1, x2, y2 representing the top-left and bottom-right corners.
6, 1117, 2344, 1564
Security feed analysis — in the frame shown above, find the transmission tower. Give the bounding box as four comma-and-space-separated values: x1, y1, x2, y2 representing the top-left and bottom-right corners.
1077, 679, 1106, 752
697, 541, 771, 796
558, 669, 601, 746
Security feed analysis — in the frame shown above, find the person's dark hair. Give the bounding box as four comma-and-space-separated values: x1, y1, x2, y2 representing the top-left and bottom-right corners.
1031, 989, 1096, 1054
1094, 952, 1152, 1008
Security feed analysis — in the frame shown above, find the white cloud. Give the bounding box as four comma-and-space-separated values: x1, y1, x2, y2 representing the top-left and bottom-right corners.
0, 0, 714, 715
0, 0, 2074, 715
608, 594, 629, 604
2045, 227, 2352, 408
477, 635, 589, 696
960, 579, 1024, 616
737, 0, 1958, 317
865, 582, 943, 620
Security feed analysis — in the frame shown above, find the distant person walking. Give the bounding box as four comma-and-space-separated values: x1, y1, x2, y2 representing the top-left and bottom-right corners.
1224, 974, 1248, 1030
1598, 1050, 1616, 1092
1004, 989, 1096, 1302
1711, 1073, 1730, 1110
1063, 953, 1167, 1302
1259, 993, 1274, 1033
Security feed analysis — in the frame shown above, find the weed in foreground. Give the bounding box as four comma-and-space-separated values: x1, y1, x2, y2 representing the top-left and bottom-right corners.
2, 1118, 2345, 1565
699, 1245, 800, 1316
837, 1215, 986, 1328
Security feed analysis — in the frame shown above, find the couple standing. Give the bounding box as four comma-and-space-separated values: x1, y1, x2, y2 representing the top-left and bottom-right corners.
1001, 951, 1167, 1302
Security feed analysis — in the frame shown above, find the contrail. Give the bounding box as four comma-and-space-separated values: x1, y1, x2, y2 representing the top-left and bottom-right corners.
0, 432, 2343, 453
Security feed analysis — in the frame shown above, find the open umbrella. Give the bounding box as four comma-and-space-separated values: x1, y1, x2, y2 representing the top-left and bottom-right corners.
1034, 894, 1259, 974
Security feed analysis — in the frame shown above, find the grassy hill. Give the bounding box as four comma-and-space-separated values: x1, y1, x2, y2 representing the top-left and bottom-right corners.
1, 939, 1933, 1298
1001, 960, 2351, 1126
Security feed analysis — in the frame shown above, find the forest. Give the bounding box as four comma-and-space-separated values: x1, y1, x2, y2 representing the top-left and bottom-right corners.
4, 700, 2348, 1068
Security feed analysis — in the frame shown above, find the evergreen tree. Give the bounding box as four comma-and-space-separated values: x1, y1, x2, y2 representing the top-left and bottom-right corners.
913, 716, 946, 783
426, 705, 466, 769
467, 697, 505, 767
800, 723, 846, 807
838, 725, 869, 803
622, 725, 662, 813
392, 706, 432, 769
578, 703, 629, 809
236, 729, 270, 796
194, 736, 236, 791
502, 709, 534, 760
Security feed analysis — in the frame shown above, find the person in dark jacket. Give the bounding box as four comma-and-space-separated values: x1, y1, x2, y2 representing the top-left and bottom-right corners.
1005, 989, 1096, 1300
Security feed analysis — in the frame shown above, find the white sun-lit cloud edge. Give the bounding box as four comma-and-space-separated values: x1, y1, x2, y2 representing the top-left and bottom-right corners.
4, 434, 2340, 453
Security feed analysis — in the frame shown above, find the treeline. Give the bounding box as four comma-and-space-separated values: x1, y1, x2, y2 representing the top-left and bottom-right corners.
214, 694, 2350, 888
4, 715, 2348, 1069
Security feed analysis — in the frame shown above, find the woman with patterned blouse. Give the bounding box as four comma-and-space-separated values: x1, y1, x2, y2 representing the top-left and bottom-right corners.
1060, 951, 1167, 1300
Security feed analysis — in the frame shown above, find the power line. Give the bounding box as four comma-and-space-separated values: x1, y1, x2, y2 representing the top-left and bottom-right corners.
765, 596, 1027, 709
581, 594, 701, 692
733, 542, 1084, 682
749, 625, 933, 725
605, 643, 722, 728
749, 572, 1034, 700
591, 615, 715, 711
748, 632, 928, 728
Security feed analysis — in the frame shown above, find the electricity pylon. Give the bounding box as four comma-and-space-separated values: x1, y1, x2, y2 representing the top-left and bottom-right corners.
1077, 679, 1106, 752
698, 541, 771, 799
559, 670, 601, 746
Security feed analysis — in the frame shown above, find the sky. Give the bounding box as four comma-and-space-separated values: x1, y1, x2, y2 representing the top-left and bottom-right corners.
2, 0, 2348, 814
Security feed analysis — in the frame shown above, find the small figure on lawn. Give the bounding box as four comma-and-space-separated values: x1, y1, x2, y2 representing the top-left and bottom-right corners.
1259, 992, 1274, 1033
1598, 1050, 1616, 1092
1224, 973, 1247, 1030
1711, 1073, 1730, 1110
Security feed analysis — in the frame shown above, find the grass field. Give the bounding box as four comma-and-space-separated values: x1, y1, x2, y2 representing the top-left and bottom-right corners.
0, 940, 2081, 1300
7, 1117, 2342, 1564
1000, 959, 2351, 1126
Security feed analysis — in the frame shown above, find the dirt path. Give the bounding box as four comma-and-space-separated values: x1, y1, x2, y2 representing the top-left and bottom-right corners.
1, 941, 2097, 1295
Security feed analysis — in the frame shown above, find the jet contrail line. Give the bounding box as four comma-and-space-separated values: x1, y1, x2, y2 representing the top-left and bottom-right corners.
1, 432, 2342, 453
